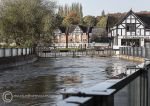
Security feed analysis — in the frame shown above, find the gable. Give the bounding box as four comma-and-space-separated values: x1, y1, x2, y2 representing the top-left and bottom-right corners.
117, 12, 145, 29
73, 26, 83, 34
54, 29, 62, 34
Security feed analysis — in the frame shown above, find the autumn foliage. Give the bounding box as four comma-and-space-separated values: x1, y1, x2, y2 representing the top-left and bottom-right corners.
63, 11, 80, 26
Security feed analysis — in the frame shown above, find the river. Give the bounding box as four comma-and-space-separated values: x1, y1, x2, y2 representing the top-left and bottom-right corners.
0, 56, 140, 106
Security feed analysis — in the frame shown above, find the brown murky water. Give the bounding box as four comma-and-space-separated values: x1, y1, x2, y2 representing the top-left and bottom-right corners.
0, 57, 139, 106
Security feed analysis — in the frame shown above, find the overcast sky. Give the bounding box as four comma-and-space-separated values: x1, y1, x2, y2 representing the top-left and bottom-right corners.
56, 0, 150, 16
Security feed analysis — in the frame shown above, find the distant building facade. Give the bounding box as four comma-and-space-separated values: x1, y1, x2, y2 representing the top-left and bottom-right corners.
111, 10, 150, 49
54, 25, 92, 48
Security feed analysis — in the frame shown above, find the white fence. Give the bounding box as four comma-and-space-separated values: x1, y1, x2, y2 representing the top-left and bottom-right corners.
0, 48, 34, 58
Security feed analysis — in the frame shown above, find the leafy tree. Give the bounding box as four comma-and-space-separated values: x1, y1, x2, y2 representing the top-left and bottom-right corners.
62, 11, 80, 26
96, 16, 107, 28
0, 0, 56, 47
58, 3, 83, 25
53, 14, 63, 27
83, 15, 96, 26
91, 28, 108, 43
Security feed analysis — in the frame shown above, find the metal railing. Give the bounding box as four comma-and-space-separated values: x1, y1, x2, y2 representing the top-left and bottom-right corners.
58, 65, 149, 106
57, 45, 150, 106
119, 47, 150, 58
0, 48, 34, 58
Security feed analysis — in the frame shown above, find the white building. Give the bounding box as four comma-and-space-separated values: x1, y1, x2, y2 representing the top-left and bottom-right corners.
111, 10, 150, 49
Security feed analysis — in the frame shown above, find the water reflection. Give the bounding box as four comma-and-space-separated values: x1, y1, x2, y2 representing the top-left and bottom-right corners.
0, 57, 140, 105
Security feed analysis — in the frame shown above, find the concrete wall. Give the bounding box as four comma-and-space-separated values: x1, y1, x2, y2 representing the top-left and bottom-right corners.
0, 54, 37, 69
0, 48, 33, 58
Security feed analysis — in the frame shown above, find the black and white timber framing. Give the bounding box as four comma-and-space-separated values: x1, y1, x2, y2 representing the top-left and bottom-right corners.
111, 10, 150, 49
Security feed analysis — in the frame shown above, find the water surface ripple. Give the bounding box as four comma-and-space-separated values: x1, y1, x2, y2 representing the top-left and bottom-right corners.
0, 57, 139, 106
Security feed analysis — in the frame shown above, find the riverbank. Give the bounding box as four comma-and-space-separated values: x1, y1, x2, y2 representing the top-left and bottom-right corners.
119, 55, 144, 62
0, 54, 38, 69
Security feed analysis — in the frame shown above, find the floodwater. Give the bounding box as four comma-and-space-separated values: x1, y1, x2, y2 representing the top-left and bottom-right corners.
0, 56, 140, 106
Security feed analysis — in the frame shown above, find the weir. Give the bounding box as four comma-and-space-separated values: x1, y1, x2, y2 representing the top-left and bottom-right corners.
36, 46, 115, 58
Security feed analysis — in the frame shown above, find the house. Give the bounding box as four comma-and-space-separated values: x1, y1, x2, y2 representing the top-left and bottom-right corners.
111, 10, 150, 49
54, 25, 92, 48
54, 26, 67, 47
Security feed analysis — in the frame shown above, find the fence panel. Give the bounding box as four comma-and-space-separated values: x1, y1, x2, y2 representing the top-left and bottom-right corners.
141, 47, 145, 58
18, 48, 22, 56
0, 48, 4, 57
128, 47, 131, 56
119, 47, 122, 55
23, 48, 26, 55
12, 48, 17, 56
131, 47, 133, 56
27, 48, 30, 55
0, 48, 33, 58
134, 47, 137, 57
5, 48, 11, 57
114, 76, 141, 106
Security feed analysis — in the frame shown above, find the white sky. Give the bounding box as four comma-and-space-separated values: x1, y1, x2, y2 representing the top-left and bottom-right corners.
56, 0, 150, 16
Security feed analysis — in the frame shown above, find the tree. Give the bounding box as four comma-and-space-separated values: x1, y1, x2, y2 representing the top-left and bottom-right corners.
62, 11, 80, 26
102, 10, 105, 16
53, 14, 63, 27
58, 3, 83, 25
83, 15, 96, 26
0, 0, 56, 47
96, 16, 107, 28
91, 28, 108, 43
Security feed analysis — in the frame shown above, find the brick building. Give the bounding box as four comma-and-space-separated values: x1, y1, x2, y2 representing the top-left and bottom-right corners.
54, 25, 92, 48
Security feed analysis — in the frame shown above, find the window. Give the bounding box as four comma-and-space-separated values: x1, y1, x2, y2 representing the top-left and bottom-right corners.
121, 39, 139, 47
83, 39, 87, 42
126, 23, 136, 32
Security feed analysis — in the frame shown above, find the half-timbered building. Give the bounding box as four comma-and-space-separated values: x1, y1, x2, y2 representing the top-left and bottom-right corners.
54, 27, 67, 47
54, 25, 92, 48
111, 10, 150, 49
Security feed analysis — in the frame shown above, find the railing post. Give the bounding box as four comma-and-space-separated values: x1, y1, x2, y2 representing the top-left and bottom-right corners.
124, 47, 127, 55
25, 48, 27, 55
119, 47, 121, 55
3, 48, 5, 57
21, 48, 23, 56
29, 48, 31, 54
127, 47, 129, 56
11, 48, 13, 57
147, 65, 150, 106
30, 48, 32, 54
140, 69, 148, 106
142, 47, 145, 58
16, 48, 18, 56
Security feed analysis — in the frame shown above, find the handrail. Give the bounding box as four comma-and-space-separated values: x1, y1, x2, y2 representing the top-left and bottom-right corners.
60, 65, 148, 106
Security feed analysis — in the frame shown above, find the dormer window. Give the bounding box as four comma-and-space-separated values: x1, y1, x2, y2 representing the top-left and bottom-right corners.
126, 23, 136, 32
